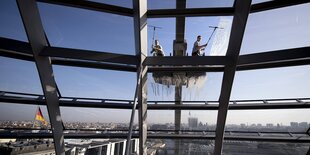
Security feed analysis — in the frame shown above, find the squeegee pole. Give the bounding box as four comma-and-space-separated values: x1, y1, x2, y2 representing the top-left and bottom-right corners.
206, 27, 217, 45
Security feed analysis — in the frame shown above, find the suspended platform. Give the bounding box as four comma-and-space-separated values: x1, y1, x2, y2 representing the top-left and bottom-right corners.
152, 71, 207, 87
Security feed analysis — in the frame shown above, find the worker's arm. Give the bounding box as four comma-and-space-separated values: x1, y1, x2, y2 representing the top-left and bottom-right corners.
195, 43, 207, 50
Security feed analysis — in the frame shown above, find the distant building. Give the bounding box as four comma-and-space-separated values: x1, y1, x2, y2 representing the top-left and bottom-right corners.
266, 123, 274, 128
240, 123, 246, 128
290, 122, 299, 128
65, 138, 139, 155
298, 122, 309, 128
188, 117, 198, 129
0, 139, 56, 155
257, 124, 262, 128
0, 139, 139, 155
250, 124, 256, 127
150, 124, 168, 130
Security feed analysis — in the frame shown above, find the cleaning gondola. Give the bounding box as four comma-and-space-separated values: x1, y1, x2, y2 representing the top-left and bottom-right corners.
150, 25, 223, 88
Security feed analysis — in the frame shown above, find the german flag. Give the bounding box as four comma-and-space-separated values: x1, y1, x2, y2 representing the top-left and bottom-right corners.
35, 107, 48, 126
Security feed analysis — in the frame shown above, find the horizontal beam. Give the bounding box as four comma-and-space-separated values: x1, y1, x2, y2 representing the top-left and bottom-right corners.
148, 103, 310, 110
0, 133, 309, 143
148, 7, 234, 18
32, 0, 310, 19
1, 38, 310, 71
237, 46, 310, 71
148, 66, 225, 72
37, 0, 133, 17
41, 46, 139, 65
238, 46, 310, 65
52, 58, 137, 72
0, 38, 137, 72
0, 38, 34, 61
250, 0, 310, 14
1, 92, 309, 110
0, 38, 32, 55
237, 59, 310, 71
1, 128, 306, 136
0, 95, 133, 109
144, 56, 230, 66
147, 1, 310, 18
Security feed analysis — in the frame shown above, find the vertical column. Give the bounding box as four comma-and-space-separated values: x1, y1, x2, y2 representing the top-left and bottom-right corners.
98, 146, 102, 155
174, 85, 181, 155
17, 0, 65, 155
106, 144, 111, 155
174, 85, 182, 131
213, 0, 252, 155
133, 0, 148, 154
174, 1, 186, 154
174, 0, 187, 56
122, 141, 126, 155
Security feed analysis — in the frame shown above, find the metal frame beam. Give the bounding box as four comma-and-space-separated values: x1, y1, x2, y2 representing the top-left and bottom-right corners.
173, 1, 187, 153
1, 91, 309, 110
133, 0, 148, 154
0, 38, 32, 55
237, 46, 310, 71
52, 58, 137, 72
250, 0, 310, 14
35, 0, 310, 18
214, 0, 252, 154
1, 128, 308, 136
238, 46, 310, 66
148, 7, 235, 18
17, 1, 65, 154
148, 66, 225, 72
144, 56, 230, 66
125, 65, 143, 155
40, 46, 139, 65
37, 0, 133, 17
0, 133, 309, 143
1, 37, 309, 72
0, 38, 138, 72
148, 1, 310, 18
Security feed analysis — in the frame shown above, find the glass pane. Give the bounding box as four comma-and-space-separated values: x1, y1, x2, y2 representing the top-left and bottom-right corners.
148, 0, 175, 9
223, 141, 310, 155
186, 0, 234, 8
185, 17, 233, 56
148, 72, 223, 101
149, 139, 215, 155
149, 111, 175, 130
182, 110, 217, 131
231, 65, 310, 100
38, 2, 135, 55
149, 110, 218, 131
61, 107, 137, 130
87, 0, 132, 8
240, 3, 310, 54
252, 0, 272, 4
0, 57, 42, 94
0, 104, 50, 129
53, 65, 135, 99
226, 109, 310, 132
0, 0, 28, 42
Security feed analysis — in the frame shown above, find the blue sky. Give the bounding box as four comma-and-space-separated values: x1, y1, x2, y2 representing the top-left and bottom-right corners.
0, 0, 309, 126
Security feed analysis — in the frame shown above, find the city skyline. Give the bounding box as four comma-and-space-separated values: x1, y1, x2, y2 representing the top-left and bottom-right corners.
0, 1, 310, 126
